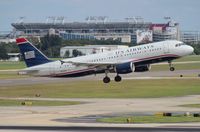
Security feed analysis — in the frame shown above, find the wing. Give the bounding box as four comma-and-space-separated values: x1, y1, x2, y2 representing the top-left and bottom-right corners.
61, 59, 134, 67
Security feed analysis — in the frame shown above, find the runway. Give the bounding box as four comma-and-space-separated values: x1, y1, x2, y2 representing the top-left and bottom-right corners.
0, 69, 200, 131
1, 126, 200, 132
1, 96, 200, 126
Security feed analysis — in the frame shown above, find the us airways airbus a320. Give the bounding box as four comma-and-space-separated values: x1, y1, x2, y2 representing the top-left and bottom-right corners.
16, 38, 194, 83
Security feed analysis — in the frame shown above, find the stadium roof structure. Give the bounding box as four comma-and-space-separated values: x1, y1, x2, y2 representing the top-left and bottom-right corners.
11, 22, 152, 30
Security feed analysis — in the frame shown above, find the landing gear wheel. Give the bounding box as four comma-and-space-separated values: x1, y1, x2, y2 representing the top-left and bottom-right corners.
170, 67, 175, 71
114, 75, 122, 82
168, 61, 175, 72
103, 76, 111, 83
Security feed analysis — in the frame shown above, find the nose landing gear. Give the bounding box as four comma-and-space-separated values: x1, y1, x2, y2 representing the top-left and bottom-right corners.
170, 67, 175, 71
168, 61, 175, 71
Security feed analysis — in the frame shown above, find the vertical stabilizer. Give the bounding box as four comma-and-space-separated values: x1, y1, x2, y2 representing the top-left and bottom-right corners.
16, 38, 51, 67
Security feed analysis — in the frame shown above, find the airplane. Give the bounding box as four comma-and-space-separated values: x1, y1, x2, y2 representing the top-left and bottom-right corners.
16, 38, 194, 83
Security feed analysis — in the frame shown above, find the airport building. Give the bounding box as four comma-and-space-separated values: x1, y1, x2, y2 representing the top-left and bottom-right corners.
8, 17, 200, 44
180, 31, 200, 44
7, 53, 20, 61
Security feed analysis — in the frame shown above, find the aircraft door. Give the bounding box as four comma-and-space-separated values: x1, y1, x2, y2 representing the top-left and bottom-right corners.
49, 62, 56, 75
163, 43, 169, 54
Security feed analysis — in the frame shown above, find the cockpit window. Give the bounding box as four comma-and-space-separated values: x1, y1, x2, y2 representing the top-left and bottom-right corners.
175, 43, 185, 47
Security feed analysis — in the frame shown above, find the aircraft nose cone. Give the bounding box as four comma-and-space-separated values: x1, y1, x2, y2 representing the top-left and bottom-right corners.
188, 45, 194, 54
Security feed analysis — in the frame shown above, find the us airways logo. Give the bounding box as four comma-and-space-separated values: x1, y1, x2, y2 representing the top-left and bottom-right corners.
24, 51, 35, 59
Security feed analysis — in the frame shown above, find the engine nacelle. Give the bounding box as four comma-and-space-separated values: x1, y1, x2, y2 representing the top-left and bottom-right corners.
115, 62, 134, 74
134, 64, 151, 72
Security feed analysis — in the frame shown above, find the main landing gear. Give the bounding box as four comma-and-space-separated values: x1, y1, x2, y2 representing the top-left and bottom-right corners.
103, 76, 111, 83
114, 75, 122, 82
103, 71, 122, 83
103, 75, 122, 83
168, 61, 175, 71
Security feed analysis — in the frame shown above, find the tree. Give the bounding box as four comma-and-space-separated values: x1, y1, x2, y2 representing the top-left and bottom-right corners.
189, 43, 200, 55
0, 45, 9, 60
40, 34, 62, 57
3, 42, 19, 53
62, 39, 130, 47
64, 50, 70, 58
72, 49, 83, 57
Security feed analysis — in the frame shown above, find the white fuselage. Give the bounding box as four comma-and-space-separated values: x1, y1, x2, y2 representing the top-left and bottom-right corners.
22, 40, 193, 77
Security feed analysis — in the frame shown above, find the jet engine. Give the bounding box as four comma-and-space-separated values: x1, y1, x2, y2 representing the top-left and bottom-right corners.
115, 62, 134, 74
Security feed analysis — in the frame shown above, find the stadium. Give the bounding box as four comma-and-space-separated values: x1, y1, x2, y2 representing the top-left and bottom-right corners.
11, 17, 182, 44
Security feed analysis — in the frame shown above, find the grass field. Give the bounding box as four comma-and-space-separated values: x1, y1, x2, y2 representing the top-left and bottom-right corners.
0, 71, 28, 79
0, 79, 200, 98
179, 104, 200, 108
174, 55, 200, 62
0, 58, 60, 70
0, 99, 81, 106
0, 61, 25, 70
150, 55, 200, 71
151, 62, 200, 71
97, 115, 200, 123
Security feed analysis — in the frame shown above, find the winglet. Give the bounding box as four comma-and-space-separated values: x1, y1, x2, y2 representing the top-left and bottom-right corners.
16, 38, 27, 45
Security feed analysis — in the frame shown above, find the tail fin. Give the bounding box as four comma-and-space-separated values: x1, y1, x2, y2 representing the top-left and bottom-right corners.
16, 38, 51, 67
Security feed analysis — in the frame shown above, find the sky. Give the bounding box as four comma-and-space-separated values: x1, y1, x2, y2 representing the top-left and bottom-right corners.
0, 0, 200, 31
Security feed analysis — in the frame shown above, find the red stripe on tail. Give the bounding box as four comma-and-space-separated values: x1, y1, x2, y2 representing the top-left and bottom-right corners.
16, 38, 27, 44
